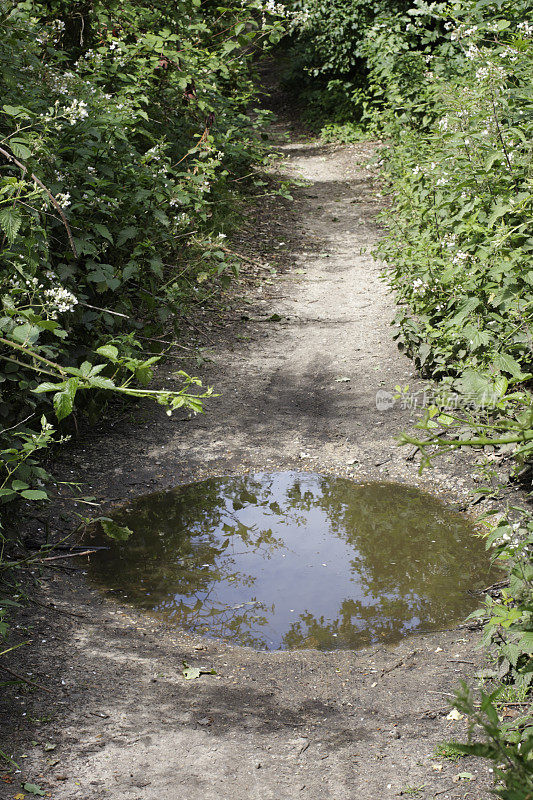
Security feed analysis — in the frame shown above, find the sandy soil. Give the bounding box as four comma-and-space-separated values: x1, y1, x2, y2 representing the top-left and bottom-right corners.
0, 123, 504, 800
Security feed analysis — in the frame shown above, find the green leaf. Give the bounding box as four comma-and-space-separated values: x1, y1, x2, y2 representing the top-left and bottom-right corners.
134, 364, 153, 386
53, 391, 73, 422
493, 353, 526, 379
86, 376, 115, 390
117, 226, 138, 246
10, 139, 31, 160
94, 223, 114, 243
454, 772, 474, 781
33, 381, 62, 394
96, 345, 119, 361
0, 207, 22, 244
487, 202, 512, 229
11, 323, 40, 344
418, 342, 431, 367
20, 490, 48, 501
3, 104, 31, 119
23, 783, 46, 796
182, 665, 201, 680
153, 208, 170, 227
453, 369, 496, 404
100, 519, 133, 541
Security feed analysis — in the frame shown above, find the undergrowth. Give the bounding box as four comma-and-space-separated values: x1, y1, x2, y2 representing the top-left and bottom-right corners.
0, 1, 285, 651
286, 0, 533, 795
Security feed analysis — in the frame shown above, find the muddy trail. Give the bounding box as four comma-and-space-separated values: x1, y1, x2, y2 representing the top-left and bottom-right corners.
0, 118, 502, 800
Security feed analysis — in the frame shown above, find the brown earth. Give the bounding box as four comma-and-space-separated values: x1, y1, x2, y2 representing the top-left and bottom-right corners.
0, 115, 510, 800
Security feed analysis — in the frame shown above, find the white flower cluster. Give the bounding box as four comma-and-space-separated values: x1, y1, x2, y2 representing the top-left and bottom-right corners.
497, 45, 519, 62
46, 69, 77, 96
264, 0, 287, 15
475, 63, 506, 82
449, 24, 478, 41
43, 286, 78, 317
64, 98, 89, 125
55, 192, 71, 208
412, 278, 427, 295
5, 273, 78, 320
465, 43, 480, 59
452, 250, 470, 265
494, 522, 522, 546
517, 21, 533, 36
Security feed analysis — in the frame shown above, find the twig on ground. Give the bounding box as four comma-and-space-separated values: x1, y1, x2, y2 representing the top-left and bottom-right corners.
380, 659, 404, 678
38, 548, 99, 562
0, 663, 53, 693
28, 598, 88, 619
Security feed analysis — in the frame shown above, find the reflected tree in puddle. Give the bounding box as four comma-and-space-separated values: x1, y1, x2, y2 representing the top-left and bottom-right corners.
88, 472, 499, 650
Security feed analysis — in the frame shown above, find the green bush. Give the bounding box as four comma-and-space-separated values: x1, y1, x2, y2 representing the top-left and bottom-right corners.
0, 0, 285, 502
287, 0, 533, 792
0, 0, 285, 647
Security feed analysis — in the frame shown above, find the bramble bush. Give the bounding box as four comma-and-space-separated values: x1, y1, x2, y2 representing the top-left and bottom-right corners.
0, 0, 284, 496
0, 0, 285, 642
286, 0, 533, 794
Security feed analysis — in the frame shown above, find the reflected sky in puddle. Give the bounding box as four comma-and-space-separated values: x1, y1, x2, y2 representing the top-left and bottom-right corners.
88, 472, 498, 650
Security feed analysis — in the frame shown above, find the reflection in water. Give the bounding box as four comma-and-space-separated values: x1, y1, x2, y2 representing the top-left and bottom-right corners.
87, 472, 499, 650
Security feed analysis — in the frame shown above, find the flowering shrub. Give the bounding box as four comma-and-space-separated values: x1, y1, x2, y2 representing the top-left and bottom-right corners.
367, 8, 533, 795
0, 0, 285, 506
0, 0, 286, 650
286, 0, 533, 793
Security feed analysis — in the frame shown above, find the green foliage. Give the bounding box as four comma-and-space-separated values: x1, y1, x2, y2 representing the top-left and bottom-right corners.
452, 682, 533, 800
0, 0, 285, 497
476, 517, 533, 692
282, 0, 413, 126
432, 742, 467, 762
99, 518, 133, 541
287, 0, 533, 793
0, 0, 285, 642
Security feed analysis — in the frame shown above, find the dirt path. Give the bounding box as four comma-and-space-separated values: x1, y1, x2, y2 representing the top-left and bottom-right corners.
2, 130, 497, 800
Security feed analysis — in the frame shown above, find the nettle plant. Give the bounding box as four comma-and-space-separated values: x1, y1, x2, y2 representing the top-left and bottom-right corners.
0, 0, 286, 507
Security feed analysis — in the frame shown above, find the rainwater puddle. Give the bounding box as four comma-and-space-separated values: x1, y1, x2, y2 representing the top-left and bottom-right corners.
88, 472, 498, 650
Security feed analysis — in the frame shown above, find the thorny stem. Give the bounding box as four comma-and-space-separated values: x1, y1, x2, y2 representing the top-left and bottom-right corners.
0, 146, 78, 257
0, 336, 67, 375
402, 430, 533, 449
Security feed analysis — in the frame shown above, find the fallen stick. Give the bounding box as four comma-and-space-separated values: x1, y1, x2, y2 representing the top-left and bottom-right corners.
380, 659, 403, 678
38, 548, 99, 562
501, 701, 532, 708
0, 663, 53, 693
28, 598, 88, 619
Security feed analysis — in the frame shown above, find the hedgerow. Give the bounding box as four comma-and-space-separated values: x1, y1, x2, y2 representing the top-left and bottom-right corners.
0, 0, 284, 639
286, 0, 532, 794
0, 0, 285, 494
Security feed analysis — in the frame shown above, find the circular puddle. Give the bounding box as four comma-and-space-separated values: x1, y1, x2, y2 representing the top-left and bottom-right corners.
87, 471, 498, 650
